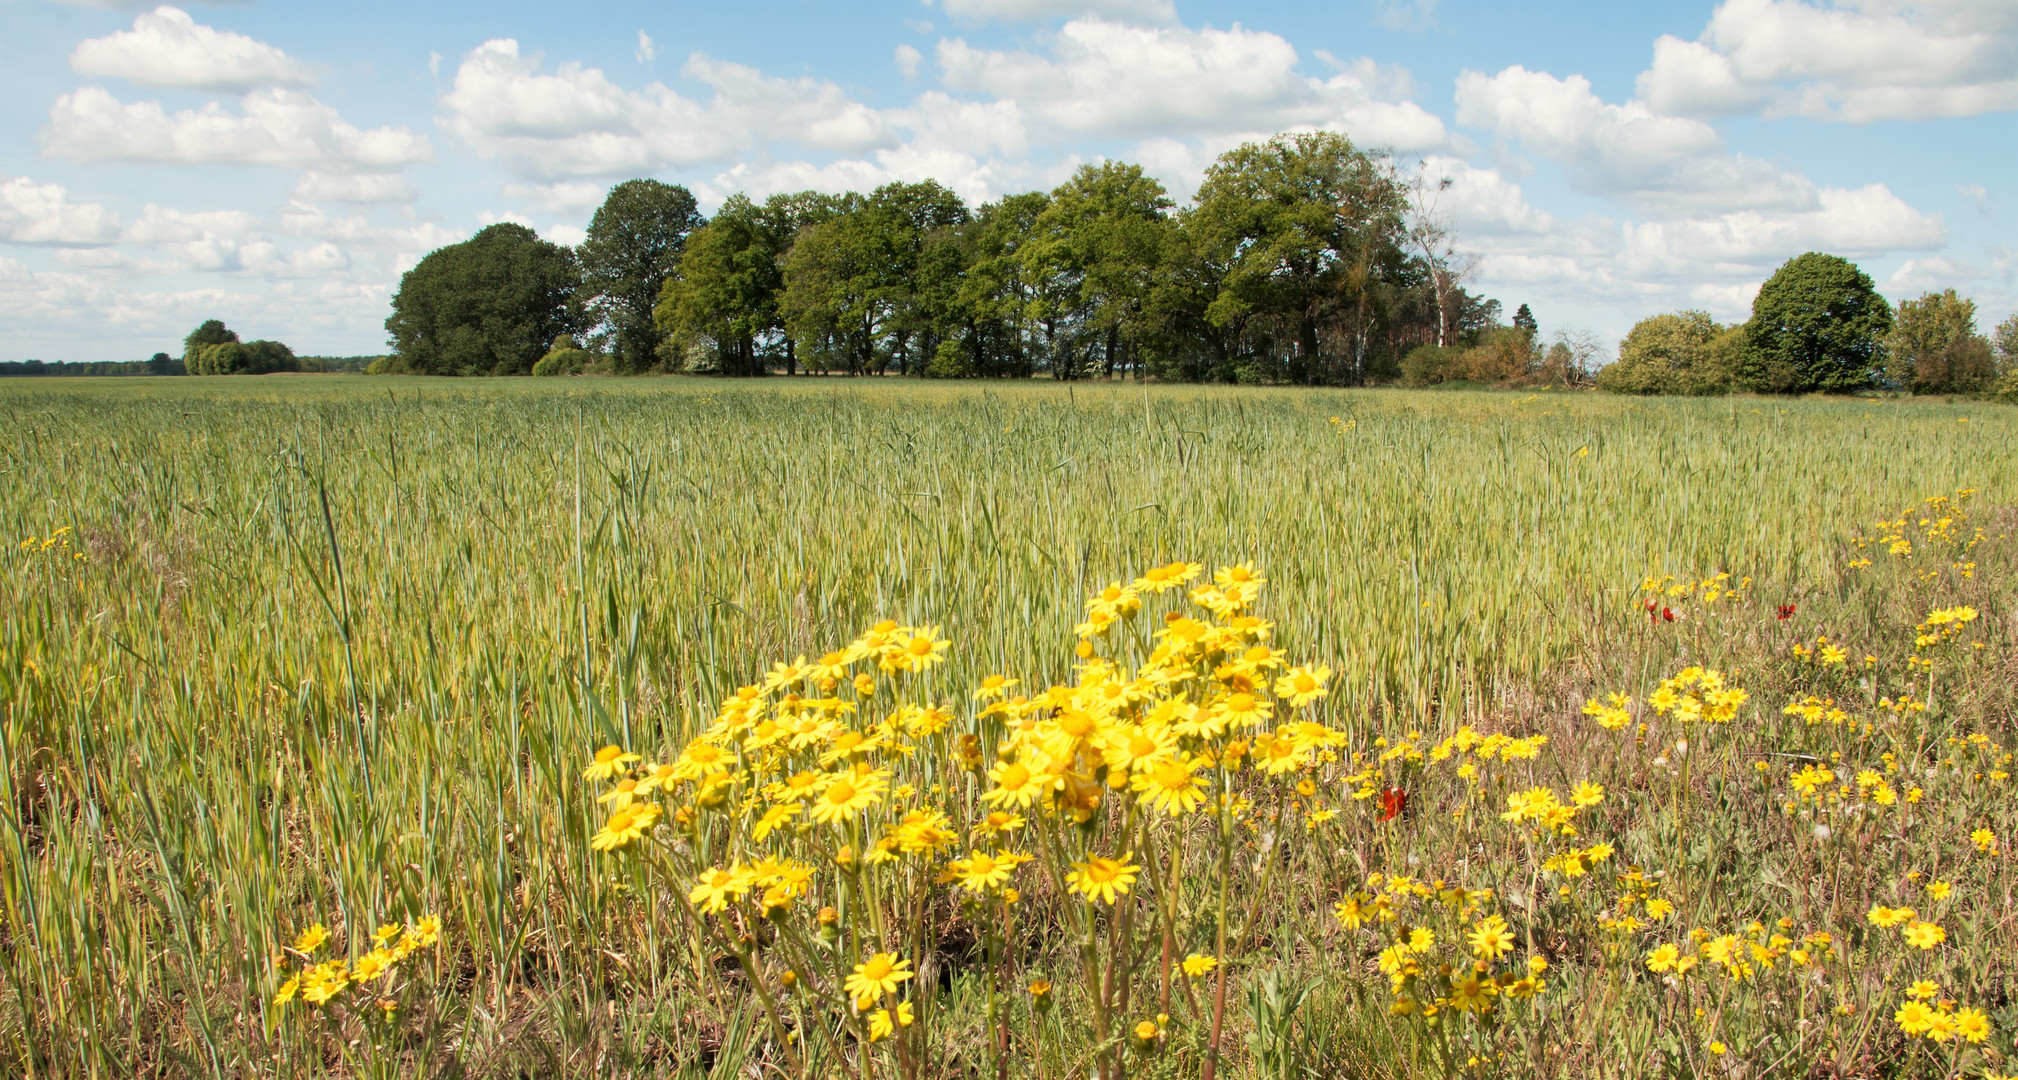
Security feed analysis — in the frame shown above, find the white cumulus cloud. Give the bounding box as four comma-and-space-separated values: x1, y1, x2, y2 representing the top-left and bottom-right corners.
290, 172, 419, 204
43, 86, 433, 170
1456, 65, 1814, 213
1640, 0, 2018, 121
71, 6, 315, 92
938, 19, 1449, 149
441, 39, 898, 180
0, 176, 123, 245
925, 0, 1176, 24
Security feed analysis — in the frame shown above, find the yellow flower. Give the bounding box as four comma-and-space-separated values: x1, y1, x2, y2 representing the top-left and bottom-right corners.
972, 674, 1017, 701
1895, 1000, 1937, 1037
1925, 880, 1952, 900
584, 744, 642, 782
1571, 782, 1604, 807
844, 953, 914, 1002
1448, 973, 1496, 1013
350, 948, 394, 984
1952, 1006, 1990, 1044
981, 759, 1049, 809
591, 802, 662, 851
406, 915, 441, 949
1644, 898, 1674, 920
1132, 756, 1206, 816
1468, 916, 1514, 960
1273, 665, 1331, 708
751, 803, 800, 842
886, 627, 949, 672
1645, 944, 1681, 973
273, 975, 299, 1005
1066, 853, 1140, 904
809, 773, 885, 825
1867, 905, 1916, 928
866, 1001, 914, 1041
1901, 921, 1945, 950
1907, 980, 1939, 1000
1182, 953, 1218, 978
689, 865, 755, 914
292, 924, 330, 954
948, 850, 1030, 894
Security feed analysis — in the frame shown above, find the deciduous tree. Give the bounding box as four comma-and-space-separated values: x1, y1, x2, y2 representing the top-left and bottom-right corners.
581, 180, 704, 372
1741, 253, 1891, 394
386, 224, 584, 376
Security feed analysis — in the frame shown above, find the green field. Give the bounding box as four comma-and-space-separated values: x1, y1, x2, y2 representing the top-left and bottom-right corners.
3, 377, 2013, 1078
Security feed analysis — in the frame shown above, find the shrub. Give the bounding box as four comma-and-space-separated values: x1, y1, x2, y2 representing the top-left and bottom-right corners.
1596, 310, 1737, 396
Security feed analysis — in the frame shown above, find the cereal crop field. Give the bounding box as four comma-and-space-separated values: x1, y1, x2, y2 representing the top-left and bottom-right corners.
2, 376, 2014, 1079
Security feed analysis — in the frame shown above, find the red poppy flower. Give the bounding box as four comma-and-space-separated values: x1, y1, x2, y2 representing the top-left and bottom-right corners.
1776, 605, 1797, 620
1380, 787, 1408, 822
1661, 607, 1676, 623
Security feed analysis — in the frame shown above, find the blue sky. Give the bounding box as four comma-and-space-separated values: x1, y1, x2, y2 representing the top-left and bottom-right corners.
1, 0, 2012, 362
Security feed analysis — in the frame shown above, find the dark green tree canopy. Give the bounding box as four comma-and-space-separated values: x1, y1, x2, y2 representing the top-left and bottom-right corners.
386, 223, 585, 376
581, 180, 705, 372
1186, 131, 1413, 384
182, 320, 238, 367
1742, 252, 1893, 394
1886, 288, 1995, 394
632, 133, 1494, 384
180, 321, 299, 375
656, 191, 847, 376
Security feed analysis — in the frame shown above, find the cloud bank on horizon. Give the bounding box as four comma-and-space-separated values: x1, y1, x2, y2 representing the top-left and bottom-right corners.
0, 0, 2011, 361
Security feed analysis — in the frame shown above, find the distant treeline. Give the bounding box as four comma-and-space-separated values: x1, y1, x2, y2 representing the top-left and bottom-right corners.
382, 132, 1525, 385
1, 356, 185, 377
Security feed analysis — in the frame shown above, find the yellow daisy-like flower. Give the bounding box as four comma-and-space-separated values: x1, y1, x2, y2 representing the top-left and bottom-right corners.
844, 953, 914, 1002
867, 1001, 914, 1041
273, 975, 300, 1005
1468, 915, 1515, 960
1181, 953, 1218, 978
1901, 921, 1946, 950
1571, 782, 1605, 807
1066, 853, 1141, 904
1952, 1006, 1990, 1044
981, 758, 1049, 809
948, 850, 1031, 894
405, 915, 441, 949
809, 773, 885, 825
591, 802, 663, 852
1132, 756, 1206, 817
1645, 944, 1682, 973
349, 948, 394, 984
1866, 905, 1915, 928
1272, 665, 1331, 708
584, 744, 642, 782
751, 803, 800, 842
292, 924, 330, 955
1212, 692, 1271, 730
1895, 1000, 1937, 1037
886, 627, 949, 673
1448, 973, 1497, 1013
688, 865, 755, 914
972, 674, 1017, 701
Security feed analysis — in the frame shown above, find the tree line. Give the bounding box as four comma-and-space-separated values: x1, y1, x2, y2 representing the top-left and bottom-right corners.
1597, 253, 2018, 399
381, 132, 1521, 385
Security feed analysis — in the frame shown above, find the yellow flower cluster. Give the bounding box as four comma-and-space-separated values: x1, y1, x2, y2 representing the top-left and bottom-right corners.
272, 915, 442, 1008
1644, 667, 1748, 724
1332, 872, 1545, 1022
576, 562, 1364, 1076
1646, 922, 1831, 983
1913, 605, 1979, 650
